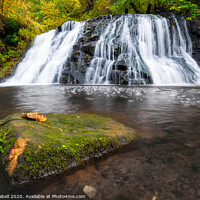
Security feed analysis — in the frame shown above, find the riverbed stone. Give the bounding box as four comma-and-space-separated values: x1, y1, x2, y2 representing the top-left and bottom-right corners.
0, 113, 140, 184
83, 185, 97, 199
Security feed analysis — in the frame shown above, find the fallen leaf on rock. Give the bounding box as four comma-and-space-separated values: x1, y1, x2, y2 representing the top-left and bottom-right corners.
22, 112, 47, 122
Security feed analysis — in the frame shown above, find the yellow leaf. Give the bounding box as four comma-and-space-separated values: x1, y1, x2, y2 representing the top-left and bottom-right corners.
38, 115, 47, 122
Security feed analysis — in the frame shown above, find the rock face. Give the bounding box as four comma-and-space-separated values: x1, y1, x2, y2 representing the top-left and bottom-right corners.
187, 18, 200, 66
61, 14, 152, 85
61, 15, 114, 84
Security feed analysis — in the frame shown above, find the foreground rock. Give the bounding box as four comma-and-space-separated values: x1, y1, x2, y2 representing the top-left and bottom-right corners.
0, 113, 140, 184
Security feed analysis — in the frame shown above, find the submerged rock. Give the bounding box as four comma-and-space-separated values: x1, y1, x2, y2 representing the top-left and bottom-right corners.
83, 185, 97, 199
0, 113, 140, 184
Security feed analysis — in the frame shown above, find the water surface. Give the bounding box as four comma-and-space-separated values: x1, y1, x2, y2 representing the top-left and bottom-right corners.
0, 85, 199, 198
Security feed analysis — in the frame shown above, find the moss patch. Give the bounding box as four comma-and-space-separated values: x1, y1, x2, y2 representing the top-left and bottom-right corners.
0, 113, 141, 184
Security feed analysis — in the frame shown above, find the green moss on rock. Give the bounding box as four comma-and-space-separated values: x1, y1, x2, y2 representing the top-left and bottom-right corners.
0, 113, 141, 184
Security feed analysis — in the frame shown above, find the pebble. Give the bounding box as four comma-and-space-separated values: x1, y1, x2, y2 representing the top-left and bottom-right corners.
83, 185, 97, 199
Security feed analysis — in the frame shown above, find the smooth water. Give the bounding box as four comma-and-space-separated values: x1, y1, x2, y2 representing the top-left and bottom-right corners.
0, 85, 199, 138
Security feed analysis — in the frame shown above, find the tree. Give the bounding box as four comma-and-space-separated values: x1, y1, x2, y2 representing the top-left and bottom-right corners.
79, 0, 94, 11
0, 0, 5, 32
110, 0, 159, 15
154, 0, 200, 20
39, 0, 81, 30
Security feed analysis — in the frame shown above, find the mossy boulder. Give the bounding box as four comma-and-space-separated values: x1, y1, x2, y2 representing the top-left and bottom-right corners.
0, 113, 140, 184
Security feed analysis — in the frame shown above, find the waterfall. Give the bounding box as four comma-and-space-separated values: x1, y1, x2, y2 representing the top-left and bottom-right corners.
4, 21, 84, 85
2, 14, 200, 86
85, 14, 200, 85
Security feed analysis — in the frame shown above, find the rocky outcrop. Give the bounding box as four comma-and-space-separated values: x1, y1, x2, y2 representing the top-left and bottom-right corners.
187, 18, 200, 66
61, 15, 114, 84
61, 15, 153, 85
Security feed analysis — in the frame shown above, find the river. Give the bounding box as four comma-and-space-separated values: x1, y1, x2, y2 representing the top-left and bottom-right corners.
0, 85, 200, 200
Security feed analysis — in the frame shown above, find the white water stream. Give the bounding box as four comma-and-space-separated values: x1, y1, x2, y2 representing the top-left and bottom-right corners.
85, 14, 200, 85
4, 21, 84, 85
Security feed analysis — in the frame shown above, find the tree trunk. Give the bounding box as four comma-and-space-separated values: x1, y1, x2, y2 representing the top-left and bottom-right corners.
147, 4, 152, 14
0, 0, 4, 33
1, 0, 4, 14
87, 0, 94, 10
130, 2, 139, 14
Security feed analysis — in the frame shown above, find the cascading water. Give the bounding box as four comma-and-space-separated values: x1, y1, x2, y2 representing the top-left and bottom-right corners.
4, 21, 84, 85
85, 14, 200, 85
2, 14, 200, 86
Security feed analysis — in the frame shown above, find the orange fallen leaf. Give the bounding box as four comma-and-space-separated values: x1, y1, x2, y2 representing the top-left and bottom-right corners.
22, 112, 47, 122
38, 114, 47, 122
22, 112, 63, 131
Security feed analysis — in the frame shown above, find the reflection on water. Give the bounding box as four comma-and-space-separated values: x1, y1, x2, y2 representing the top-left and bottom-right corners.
13, 85, 76, 114
1, 84, 200, 139
0, 85, 200, 194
